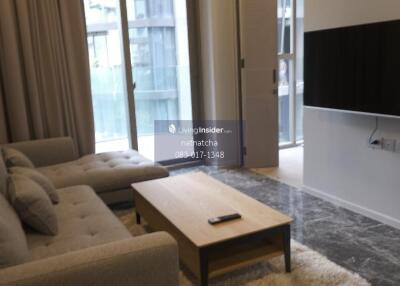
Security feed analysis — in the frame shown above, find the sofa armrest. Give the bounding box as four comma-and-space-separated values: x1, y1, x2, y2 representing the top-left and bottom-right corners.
0, 232, 179, 286
4, 137, 79, 167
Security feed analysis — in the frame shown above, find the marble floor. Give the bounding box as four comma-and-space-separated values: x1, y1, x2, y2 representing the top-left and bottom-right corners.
170, 166, 400, 286
252, 146, 304, 188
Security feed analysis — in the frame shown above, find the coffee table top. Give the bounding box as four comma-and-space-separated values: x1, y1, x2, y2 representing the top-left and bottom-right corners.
132, 172, 292, 247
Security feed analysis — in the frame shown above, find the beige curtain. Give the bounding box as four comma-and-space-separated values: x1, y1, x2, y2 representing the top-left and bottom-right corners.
0, 0, 95, 156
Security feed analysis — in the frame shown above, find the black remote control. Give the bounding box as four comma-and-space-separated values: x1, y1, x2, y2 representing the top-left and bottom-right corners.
208, 213, 242, 225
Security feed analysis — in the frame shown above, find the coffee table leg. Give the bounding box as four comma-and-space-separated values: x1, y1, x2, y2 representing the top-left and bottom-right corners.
136, 212, 141, 224
199, 249, 208, 286
283, 224, 291, 272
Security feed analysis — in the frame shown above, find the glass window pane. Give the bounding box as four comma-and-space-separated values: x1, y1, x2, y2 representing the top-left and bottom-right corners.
84, 0, 130, 153
279, 59, 291, 143
277, 0, 292, 54
135, 0, 147, 19
127, 0, 174, 20
277, 0, 303, 145
130, 28, 153, 90
84, 0, 119, 25
127, 0, 193, 161
149, 0, 174, 18
87, 36, 96, 66
296, 0, 304, 141
129, 26, 179, 136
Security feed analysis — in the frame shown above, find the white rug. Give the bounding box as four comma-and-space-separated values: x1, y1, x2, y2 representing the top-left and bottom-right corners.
116, 210, 370, 286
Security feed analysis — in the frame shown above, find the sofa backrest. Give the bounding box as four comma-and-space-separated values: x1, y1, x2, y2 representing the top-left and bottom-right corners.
0, 147, 8, 196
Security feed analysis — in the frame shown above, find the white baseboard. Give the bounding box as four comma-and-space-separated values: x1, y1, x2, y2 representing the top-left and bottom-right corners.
302, 185, 400, 230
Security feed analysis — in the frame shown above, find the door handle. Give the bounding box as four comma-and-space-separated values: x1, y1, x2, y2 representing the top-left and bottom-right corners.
132, 81, 136, 90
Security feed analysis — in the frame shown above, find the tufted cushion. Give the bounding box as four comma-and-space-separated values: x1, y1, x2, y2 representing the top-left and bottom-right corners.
10, 167, 59, 204
0, 192, 30, 268
8, 175, 58, 236
3, 147, 35, 169
37, 150, 169, 193
27, 185, 131, 260
0, 147, 7, 196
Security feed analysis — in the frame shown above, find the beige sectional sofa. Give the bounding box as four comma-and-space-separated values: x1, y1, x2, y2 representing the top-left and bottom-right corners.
5, 137, 169, 204
0, 140, 179, 286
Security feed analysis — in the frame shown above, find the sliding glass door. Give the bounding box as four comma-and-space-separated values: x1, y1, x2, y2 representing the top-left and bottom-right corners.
84, 0, 131, 153
126, 0, 193, 160
84, 0, 194, 161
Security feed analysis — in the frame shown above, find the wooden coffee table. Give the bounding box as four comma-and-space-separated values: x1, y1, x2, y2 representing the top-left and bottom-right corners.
132, 172, 292, 286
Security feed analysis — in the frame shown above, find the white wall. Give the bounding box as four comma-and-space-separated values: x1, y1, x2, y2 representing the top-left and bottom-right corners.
304, 0, 400, 228
305, 0, 400, 31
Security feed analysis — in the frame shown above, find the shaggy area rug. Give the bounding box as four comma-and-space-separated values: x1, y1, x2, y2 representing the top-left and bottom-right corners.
115, 210, 370, 286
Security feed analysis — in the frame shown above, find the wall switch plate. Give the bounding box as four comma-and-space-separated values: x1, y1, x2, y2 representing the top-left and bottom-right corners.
381, 138, 396, 152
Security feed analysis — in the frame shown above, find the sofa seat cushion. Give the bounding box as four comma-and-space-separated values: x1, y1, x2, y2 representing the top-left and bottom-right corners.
27, 185, 131, 260
37, 150, 169, 193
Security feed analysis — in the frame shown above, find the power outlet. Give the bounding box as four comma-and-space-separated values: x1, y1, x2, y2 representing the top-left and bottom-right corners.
368, 139, 381, 149
381, 138, 396, 152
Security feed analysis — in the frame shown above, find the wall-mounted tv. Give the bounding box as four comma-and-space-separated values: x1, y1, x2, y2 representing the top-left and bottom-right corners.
304, 19, 400, 118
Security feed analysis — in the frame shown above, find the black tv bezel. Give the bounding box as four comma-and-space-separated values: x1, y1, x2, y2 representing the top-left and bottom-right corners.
303, 19, 400, 119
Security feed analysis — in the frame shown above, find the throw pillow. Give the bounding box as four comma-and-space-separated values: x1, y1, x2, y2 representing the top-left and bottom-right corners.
0, 192, 30, 268
8, 175, 58, 236
10, 167, 59, 204
3, 148, 35, 169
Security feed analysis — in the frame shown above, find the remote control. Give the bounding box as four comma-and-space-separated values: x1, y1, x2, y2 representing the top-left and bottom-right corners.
208, 213, 242, 225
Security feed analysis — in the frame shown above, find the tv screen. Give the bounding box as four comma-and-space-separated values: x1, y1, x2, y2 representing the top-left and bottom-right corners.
304, 20, 400, 117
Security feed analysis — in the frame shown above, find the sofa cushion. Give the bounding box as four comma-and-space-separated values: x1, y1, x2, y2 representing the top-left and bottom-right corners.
10, 167, 59, 204
0, 147, 8, 196
8, 175, 58, 236
27, 185, 131, 260
0, 192, 30, 268
38, 150, 169, 193
3, 147, 35, 168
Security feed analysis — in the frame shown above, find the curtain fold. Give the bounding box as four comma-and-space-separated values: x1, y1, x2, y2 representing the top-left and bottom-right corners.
0, 0, 95, 156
